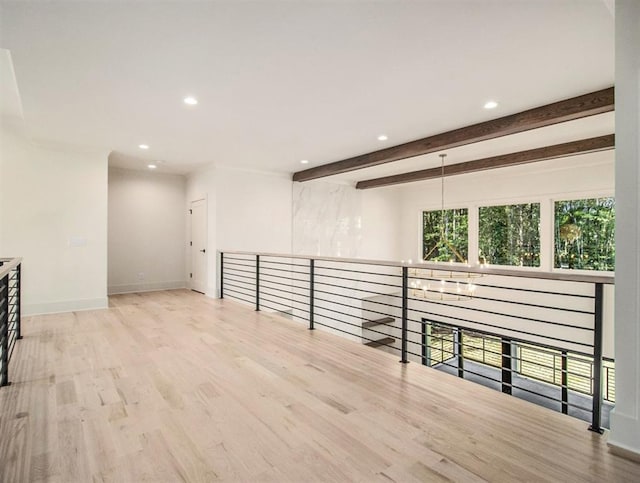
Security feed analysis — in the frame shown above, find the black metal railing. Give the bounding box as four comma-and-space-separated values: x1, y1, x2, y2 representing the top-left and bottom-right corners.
603, 358, 616, 403
418, 321, 615, 424
0, 257, 22, 387
219, 251, 614, 432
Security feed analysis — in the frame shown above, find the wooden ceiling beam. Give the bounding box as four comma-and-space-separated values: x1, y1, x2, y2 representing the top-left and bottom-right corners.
292, 87, 614, 182
355, 134, 615, 190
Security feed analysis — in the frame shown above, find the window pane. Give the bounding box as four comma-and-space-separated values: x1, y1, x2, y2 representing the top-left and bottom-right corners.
479, 203, 540, 267
554, 197, 615, 271
423, 209, 468, 262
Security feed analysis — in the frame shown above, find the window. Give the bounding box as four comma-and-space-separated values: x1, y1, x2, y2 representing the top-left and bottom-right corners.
554, 197, 615, 271
422, 208, 468, 262
479, 203, 540, 267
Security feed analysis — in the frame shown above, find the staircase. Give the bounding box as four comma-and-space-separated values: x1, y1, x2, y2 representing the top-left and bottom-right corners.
363, 317, 395, 348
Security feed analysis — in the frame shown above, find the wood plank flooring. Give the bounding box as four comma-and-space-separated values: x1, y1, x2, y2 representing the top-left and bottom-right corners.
1, 289, 639, 482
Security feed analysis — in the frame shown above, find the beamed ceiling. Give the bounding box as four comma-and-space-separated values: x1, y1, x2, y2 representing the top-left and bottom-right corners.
0, 1, 614, 177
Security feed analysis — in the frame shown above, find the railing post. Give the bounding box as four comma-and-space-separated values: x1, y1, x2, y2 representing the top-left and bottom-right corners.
309, 259, 315, 330
604, 365, 612, 402
15, 264, 22, 340
457, 329, 464, 378
219, 252, 224, 299
1, 274, 9, 387
400, 266, 408, 363
561, 350, 569, 415
501, 337, 512, 395
421, 320, 428, 366
255, 255, 260, 311
589, 282, 604, 433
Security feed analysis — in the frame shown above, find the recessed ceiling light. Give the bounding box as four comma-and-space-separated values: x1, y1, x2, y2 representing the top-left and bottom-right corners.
300, 159, 309, 164
147, 164, 157, 169
484, 100, 498, 109
377, 135, 388, 141
139, 144, 149, 150
183, 96, 198, 105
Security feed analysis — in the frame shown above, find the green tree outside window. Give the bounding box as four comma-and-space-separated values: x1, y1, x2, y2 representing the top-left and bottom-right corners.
423, 209, 468, 262
479, 203, 540, 267
554, 197, 615, 271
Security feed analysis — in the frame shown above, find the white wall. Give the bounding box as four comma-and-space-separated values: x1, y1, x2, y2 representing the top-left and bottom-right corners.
610, 0, 640, 457
361, 187, 401, 261
186, 166, 292, 298
398, 151, 615, 264
107, 167, 186, 294
292, 179, 401, 260
292, 180, 361, 257
0, 125, 108, 314
216, 167, 292, 254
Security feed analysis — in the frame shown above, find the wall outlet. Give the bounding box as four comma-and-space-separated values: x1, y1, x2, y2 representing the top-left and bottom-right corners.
137, 272, 145, 281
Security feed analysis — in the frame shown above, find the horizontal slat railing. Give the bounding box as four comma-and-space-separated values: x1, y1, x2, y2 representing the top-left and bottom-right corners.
219, 251, 614, 433
0, 257, 22, 388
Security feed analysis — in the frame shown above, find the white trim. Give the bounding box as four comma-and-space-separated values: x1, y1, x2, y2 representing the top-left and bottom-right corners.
107, 280, 186, 295
188, 197, 208, 293
540, 197, 553, 272
551, 267, 615, 276
418, 205, 471, 264
479, 263, 544, 273
609, 412, 640, 460
550, 193, 616, 276
215, 163, 291, 179
107, 166, 187, 179
468, 202, 479, 267
477, 200, 544, 271
475, 196, 543, 209
550, 189, 615, 203
24, 297, 109, 316
187, 163, 216, 178
31, 137, 111, 157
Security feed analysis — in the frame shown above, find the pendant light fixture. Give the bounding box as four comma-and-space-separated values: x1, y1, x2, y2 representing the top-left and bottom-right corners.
409, 153, 482, 301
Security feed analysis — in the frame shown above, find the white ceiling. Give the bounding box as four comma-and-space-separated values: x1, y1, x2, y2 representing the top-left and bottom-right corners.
0, 1, 614, 178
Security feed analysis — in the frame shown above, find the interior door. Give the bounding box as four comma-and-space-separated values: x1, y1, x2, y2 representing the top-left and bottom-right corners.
190, 199, 207, 294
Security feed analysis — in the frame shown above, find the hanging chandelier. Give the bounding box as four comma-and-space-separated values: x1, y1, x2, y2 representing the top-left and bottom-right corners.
409, 275, 477, 302
408, 153, 483, 301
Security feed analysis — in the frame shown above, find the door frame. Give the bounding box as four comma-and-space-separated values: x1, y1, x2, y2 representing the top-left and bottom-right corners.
189, 197, 208, 294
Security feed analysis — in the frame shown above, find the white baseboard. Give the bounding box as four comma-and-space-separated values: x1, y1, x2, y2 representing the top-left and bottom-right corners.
24, 297, 109, 316
185, 282, 218, 298
108, 280, 186, 295
609, 411, 640, 460
608, 440, 640, 463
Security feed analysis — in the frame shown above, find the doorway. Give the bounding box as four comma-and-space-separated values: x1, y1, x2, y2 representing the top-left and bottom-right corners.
190, 199, 207, 294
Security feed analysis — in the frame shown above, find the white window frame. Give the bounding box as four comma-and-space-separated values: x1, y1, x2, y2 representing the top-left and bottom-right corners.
477, 199, 545, 271
551, 190, 615, 276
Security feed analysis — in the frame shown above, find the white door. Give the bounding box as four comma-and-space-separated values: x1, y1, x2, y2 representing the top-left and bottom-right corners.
190, 199, 207, 294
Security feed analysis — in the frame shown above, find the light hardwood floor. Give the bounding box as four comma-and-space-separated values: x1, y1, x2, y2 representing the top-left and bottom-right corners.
1, 289, 639, 482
